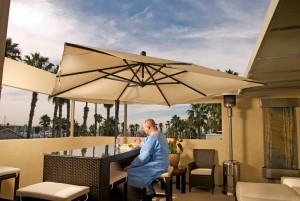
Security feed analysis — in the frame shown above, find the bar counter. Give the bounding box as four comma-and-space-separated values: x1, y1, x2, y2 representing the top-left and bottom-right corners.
43, 144, 140, 201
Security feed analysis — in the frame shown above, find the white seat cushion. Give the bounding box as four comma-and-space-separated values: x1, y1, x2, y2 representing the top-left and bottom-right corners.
17, 182, 89, 201
0, 166, 20, 176
160, 166, 174, 178
236, 182, 300, 201
110, 171, 127, 185
191, 168, 212, 175
281, 177, 300, 188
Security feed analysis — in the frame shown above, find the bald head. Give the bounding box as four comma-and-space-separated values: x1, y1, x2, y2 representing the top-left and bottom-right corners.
143, 119, 158, 135
145, 119, 156, 127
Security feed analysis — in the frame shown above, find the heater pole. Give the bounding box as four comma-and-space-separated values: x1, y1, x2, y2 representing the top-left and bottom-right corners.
228, 107, 233, 161
222, 94, 240, 196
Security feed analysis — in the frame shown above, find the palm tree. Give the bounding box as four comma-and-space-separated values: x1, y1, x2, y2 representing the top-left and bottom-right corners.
89, 124, 96, 136
158, 123, 163, 133
24, 52, 53, 138
82, 102, 89, 136
120, 122, 125, 135
57, 98, 68, 137
5, 38, 21, 61
129, 124, 135, 136
165, 121, 170, 137
47, 65, 60, 137
134, 124, 140, 136
95, 114, 103, 136
74, 120, 80, 137
169, 115, 181, 137
103, 116, 115, 136
187, 104, 209, 139
48, 96, 59, 137
66, 99, 70, 137
39, 114, 51, 138
207, 103, 222, 133
60, 118, 68, 135
94, 104, 97, 136
225, 68, 239, 75
103, 104, 113, 135
178, 119, 188, 139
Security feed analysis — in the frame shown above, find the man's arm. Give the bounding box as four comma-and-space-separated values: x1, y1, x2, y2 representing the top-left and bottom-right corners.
131, 136, 155, 167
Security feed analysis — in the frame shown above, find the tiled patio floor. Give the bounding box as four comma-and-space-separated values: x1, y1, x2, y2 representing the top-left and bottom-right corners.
113, 183, 236, 201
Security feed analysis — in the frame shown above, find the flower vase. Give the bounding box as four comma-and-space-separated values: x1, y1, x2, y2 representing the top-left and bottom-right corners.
169, 153, 180, 168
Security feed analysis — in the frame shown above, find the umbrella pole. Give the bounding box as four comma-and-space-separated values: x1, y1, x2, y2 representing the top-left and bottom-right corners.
124, 104, 127, 143
70, 100, 75, 137
94, 103, 97, 136
114, 100, 120, 142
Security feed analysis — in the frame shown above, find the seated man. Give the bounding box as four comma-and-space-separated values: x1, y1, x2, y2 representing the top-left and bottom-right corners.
124, 119, 169, 198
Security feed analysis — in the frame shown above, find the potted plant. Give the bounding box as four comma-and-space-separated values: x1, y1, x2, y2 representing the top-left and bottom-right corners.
168, 137, 183, 168
168, 137, 183, 153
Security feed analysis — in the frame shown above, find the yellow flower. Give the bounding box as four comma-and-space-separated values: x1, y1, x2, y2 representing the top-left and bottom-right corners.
168, 137, 183, 154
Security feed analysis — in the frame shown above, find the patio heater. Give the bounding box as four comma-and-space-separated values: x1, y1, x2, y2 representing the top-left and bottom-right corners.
222, 94, 240, 196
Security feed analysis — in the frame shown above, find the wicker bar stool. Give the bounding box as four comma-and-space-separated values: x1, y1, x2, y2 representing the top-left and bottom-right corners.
110, 162, 128, 201
110, 171, 128, 201
0, 166, 20, 201
142, 166, 174, 201
16, 182, 89, 201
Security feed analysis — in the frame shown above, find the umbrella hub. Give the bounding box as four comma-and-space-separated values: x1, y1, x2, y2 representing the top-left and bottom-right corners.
140, 81, 146, 87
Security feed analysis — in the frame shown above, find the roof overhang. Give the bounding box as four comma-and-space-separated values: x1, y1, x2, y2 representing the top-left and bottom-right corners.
243, 0, 300, 95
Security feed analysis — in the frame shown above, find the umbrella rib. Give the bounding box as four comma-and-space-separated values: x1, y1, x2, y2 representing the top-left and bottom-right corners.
143, 64, 165, 83
148, 71, 186, 83
144, 82, 179, 85
66, 43, 188, 66
52, 67, 132, 96
105, 77, 139, 85
144, 66, 171, 106
123, 59, 143, 84
102, 71, 140, 85
58, 64, 129, 77
116, 71, 138, 101
52, 76, 107, 96
66, 42, 121, 58
147, 65, 207, 96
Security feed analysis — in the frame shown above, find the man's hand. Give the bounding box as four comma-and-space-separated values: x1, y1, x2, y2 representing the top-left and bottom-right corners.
134, 138, 142, 144
123, 165, 131, 172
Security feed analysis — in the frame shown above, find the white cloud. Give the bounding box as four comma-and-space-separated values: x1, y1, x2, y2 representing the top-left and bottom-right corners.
128, 6, 153, 24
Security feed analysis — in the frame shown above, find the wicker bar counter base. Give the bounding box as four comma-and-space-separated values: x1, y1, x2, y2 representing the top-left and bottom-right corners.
43, 145, 140, 201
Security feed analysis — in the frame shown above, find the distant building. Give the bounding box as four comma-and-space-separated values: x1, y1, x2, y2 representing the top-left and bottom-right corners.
205, 132, 222, 140
0, 128, 25, 140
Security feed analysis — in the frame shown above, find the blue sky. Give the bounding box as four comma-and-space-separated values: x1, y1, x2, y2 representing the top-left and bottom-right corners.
0, 0, 270, 129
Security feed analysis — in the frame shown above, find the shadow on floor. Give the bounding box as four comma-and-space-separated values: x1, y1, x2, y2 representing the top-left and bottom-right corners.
112, 183, 236, 201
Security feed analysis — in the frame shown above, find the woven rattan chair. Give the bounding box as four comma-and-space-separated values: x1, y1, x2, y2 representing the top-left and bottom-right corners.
188, 149, 215, 193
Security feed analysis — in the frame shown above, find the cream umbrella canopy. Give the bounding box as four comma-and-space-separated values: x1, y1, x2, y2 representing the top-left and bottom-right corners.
51, 43, 265, 139
3, 58, 56, 94
51, 43, 264, 106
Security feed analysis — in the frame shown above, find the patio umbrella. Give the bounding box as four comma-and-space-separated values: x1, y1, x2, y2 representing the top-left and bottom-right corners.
3, 58, 55, 95
51, 42, 264, 106
51, 42, 265, 138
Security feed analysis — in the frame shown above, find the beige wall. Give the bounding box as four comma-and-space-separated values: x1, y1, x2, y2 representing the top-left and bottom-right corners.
0, 95, 300, 199
0, 136, 114, 199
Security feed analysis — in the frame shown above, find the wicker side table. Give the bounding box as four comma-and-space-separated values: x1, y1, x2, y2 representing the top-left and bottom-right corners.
173, 167, 187, 193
